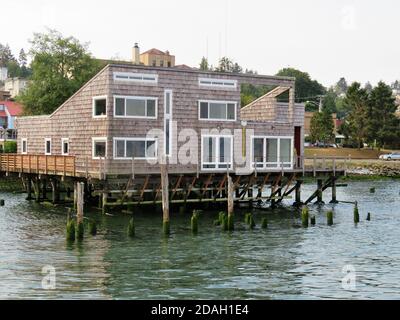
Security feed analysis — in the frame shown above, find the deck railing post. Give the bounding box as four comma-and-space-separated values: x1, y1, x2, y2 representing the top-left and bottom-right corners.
313, 154, 316, 177
333, 158, 336, 177
131, 158, 135, 180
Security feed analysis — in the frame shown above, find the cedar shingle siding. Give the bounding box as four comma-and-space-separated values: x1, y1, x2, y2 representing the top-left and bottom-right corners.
16, 64, 304, 176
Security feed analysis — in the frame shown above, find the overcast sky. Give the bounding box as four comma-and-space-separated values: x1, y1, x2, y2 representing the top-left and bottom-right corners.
1, 0, 399, 87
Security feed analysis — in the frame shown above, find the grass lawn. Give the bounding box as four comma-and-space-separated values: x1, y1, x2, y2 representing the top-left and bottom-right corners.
304, 147, 396, 159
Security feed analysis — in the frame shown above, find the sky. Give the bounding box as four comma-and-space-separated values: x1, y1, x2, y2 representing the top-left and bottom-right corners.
1, 0, 399, 87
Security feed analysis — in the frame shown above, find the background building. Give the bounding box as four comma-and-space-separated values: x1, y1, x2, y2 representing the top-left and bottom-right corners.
132, 43, 175, 67
3, 77, 29, 98
0, 67, 8, 82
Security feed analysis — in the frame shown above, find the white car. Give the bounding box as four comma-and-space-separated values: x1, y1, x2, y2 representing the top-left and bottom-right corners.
379, 153, 400, 161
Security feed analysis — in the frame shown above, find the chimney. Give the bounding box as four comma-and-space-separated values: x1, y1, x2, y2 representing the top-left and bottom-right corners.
133, 43, 140, 64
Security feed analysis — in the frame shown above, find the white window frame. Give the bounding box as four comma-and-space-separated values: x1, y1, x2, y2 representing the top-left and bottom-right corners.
251, 136, 294, 170
61, 138, 69, 156
198, 100, 237, 122
92, 95, 108, 118
201, 134, 233, 171
113, 137, 158, 160
113, 72, 158, 84
199, 77, 237, 90
164, 89, 173, 157
92, 137, 107, 160
113, 95, 158, 119
45, 138, 52, 155
21, 138, 27, 154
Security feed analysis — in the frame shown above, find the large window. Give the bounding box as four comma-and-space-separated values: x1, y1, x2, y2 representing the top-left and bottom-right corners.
199, 100, 236, 121
93, 96, 107, 117
201, 135, 232, 170
114, 138, 157, 160
252, 136, 293, 169
92, 138, 107, 159
114, 96, 157, 119
113, 72, 158, 84
199, 78, 237, 90
45, 138, 51, 155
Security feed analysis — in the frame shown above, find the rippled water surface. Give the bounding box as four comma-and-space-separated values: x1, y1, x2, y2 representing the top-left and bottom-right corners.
1, 179, 400, 299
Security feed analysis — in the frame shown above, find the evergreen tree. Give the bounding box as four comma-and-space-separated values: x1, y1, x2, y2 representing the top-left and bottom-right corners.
367, 81, 399, 149
343, 82, 369, 149
310, 109, 334, 143
199, 57, 209, 71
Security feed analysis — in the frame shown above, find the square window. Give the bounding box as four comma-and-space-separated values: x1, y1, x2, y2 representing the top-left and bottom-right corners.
94, 140, 106, 158
126, 99, 146, 117
94, 97, 107, 117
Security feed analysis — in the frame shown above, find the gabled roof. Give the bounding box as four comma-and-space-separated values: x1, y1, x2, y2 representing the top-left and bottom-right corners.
0, 101, 23, 116
141, 48, 167, 56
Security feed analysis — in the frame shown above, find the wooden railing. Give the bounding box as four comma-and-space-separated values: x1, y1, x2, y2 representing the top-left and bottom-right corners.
0, 154, 76, 176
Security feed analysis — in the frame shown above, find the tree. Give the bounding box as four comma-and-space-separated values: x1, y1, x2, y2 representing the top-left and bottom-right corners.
215, 57, 234, 72
335, 77, 348, 95
18, 49, 27, 67
343, 82, 369, 149
199, 57, 209, 71
322, 88, 338, 114
0, 43, 15, 66
18, 29, 102, 115
391, 80, 400, 91
310, 109, 334, 144
364, 82, 373, 94
275, 68, 326, 103
367, 81, 399, 149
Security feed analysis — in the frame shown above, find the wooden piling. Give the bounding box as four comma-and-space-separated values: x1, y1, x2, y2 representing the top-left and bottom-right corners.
26, 177, 32, 201
34, 179, 40, 203
294, 180, 302, 206
330, 178, 338, 204
76, 182, 84, 240
42, 179, 47, 200
161, 160, 170, 235
316, 179, 324, 204
102, 192, 107, 214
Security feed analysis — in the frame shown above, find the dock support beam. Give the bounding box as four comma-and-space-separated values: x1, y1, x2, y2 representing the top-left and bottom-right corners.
42, 179, 47, 200
34, 179, 40, 203
161, 161, 170, 235
330, 177, 338, 204
316, 179, 324, 204
77, 182, 84, 224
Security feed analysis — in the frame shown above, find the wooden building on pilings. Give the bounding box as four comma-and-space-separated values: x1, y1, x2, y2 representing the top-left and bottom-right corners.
0, 64, 346, 216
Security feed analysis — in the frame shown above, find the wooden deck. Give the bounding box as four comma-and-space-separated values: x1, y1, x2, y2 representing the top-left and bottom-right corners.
0, 154, 76, 176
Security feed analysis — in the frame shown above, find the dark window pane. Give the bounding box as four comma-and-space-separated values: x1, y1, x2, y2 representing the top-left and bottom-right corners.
63, 141, 69, 154
115, 98, 125, 116
209, 103, 226, 119
46, 140, 51, 154
165, 119, 170, 155
200, 102, 208, 119
95, 142, 106, 157
147, 99, 156, 117
116, 140, 125, 158
94, 99, 106, 116
227, 104, 235, 120
146, 140, 156, 158
253, 138, 264, 162
126, 141, 146, 158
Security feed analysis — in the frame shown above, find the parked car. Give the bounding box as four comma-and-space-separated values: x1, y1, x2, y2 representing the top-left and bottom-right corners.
379, 153, 400, 161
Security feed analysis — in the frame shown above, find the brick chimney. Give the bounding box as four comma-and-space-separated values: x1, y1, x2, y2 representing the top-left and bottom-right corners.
132, 43, 140, 64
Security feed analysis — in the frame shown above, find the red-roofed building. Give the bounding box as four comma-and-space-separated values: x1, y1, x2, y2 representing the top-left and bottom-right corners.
0, 101, 23, 141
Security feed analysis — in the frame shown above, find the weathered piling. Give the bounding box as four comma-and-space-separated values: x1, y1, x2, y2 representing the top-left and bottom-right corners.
127, 218, 135, 237
88, 219, 97, 236
0, 199, 4, 206
367, 212, 371, 221
76, 182, 84, 240
330, 178, 338, 204
294, 180, 302, 206
248, 214, 256, 229
327, 210, 334, 226
221, 213, 228, 231
354, 203, 360, 223
301, 206, 309, 227
310, 215, 316, 226
227, 174, 234, 231
26, 177, 32, 201
161, 161, 170, 235
191, 211, 199, 234
66, 219, 76, 242
261, 217, 268, 229
316, 179, 324, 204
370, 187, 376, 193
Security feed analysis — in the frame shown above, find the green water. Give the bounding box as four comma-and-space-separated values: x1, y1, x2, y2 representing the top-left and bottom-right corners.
1, 180, 400, 299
